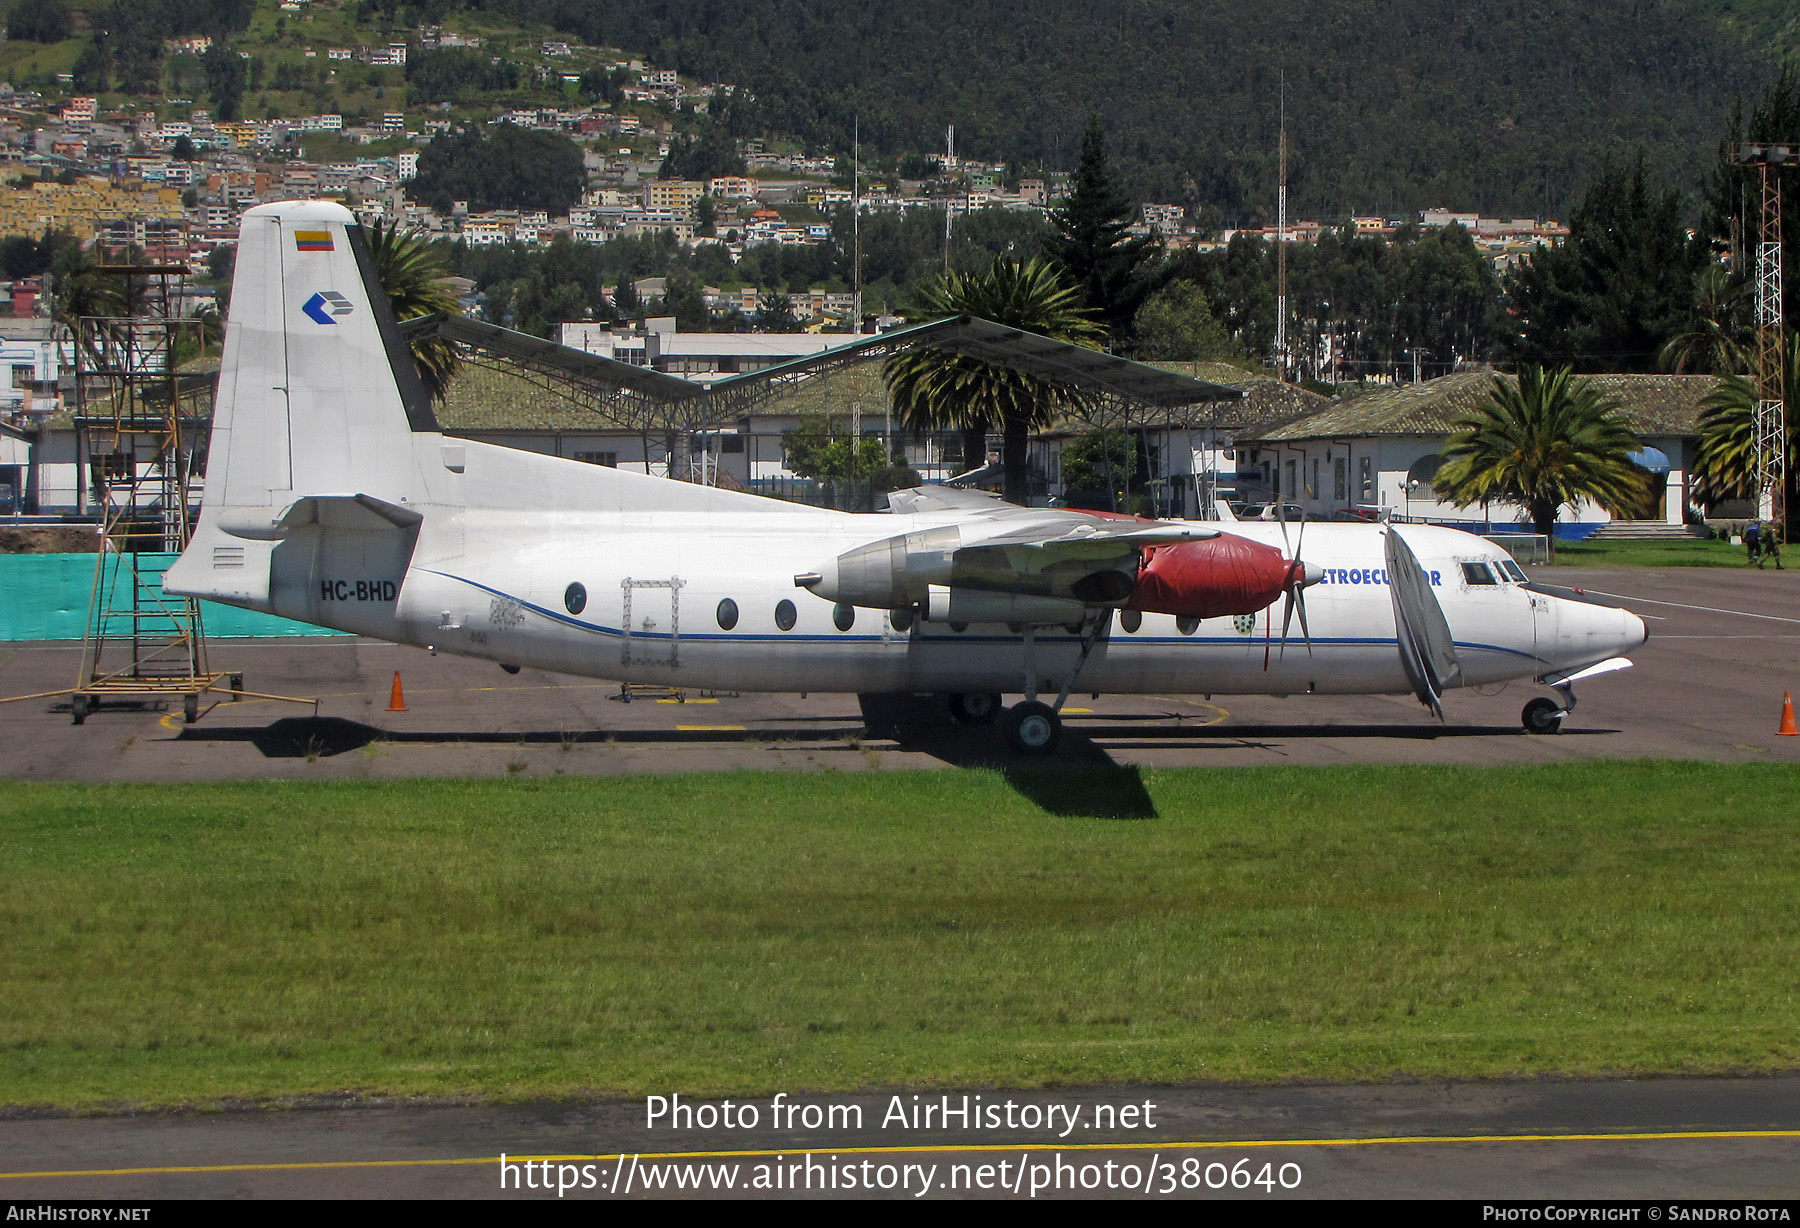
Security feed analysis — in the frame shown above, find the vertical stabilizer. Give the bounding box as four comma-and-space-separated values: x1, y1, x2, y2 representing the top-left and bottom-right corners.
207, 200, 434, 512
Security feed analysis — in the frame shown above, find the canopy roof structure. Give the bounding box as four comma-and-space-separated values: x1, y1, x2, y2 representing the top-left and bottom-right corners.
400, 313, 1243, 432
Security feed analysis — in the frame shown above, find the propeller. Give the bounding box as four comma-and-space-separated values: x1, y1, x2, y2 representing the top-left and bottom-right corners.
1274, 505, 1322, 658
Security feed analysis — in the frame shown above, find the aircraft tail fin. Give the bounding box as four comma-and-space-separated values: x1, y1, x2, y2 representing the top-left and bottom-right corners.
204, 200, 434, 512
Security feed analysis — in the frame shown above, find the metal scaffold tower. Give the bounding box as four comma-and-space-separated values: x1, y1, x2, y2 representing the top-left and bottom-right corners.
1735, 143, 1793, 539
68, 265, 232, 724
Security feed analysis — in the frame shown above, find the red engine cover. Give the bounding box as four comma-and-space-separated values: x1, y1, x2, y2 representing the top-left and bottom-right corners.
1127, 533, 1292, 619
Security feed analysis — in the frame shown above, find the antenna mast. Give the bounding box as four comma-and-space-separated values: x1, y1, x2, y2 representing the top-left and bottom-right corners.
853, 114, 862, 331
944, 123, 955, 271
1275, 73, 1288, 378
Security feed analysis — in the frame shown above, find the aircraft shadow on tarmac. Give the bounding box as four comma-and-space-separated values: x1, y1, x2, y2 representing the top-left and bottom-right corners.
174, 715, 1163, 819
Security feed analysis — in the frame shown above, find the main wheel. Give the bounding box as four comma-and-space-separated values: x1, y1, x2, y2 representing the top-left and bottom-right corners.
858, 692, 903, 739
948, 692, 1001, 725
1002, 700, 1062, 755
183, 693, 200, 724
1521, 697, 1564, 734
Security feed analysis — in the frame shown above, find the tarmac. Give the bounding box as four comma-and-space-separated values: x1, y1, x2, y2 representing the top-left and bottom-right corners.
3, 562, 1798, 1200
2, 1077, 1798, 1199
2, 564, 1796, 780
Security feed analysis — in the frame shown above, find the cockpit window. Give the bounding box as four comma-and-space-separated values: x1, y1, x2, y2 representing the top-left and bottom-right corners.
1460, 561, 1498, 586
1499, 559, 1528, 582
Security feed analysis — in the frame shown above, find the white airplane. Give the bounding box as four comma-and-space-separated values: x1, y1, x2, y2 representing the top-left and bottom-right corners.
164, 201, 1647, 753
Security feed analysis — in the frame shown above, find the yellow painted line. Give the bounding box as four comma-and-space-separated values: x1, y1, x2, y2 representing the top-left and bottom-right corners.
6, 1130, 1800, 1180
1144, 696, 1231, 727
656, 698, 718, 704
1060, 707, 1093, 714
676, 725, 746, 731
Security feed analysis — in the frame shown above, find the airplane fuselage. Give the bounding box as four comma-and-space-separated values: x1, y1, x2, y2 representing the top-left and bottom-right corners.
226, 439, 1641, 701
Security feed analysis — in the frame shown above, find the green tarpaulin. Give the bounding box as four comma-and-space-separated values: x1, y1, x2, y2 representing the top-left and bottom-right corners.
0, 553, 347, 641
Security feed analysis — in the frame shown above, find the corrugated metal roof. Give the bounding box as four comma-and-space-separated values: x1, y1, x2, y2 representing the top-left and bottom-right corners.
410, 313, 1244, 410
1247, 372, 1718, 442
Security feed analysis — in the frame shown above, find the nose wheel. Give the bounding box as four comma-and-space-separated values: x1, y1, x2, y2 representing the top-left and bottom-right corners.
1521, 696, 1565, 734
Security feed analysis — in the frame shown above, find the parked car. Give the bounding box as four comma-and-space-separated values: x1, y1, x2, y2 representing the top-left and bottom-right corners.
1235, 502, 1308, 522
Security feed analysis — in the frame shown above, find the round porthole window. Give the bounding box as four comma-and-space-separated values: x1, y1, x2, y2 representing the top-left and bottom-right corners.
774, 599, 797, 631
889, 608, 914, 633
833, 602, 855, 631
716, 598, 739, 630
1120, 609, 1142, 634
1176, 615, 1200, 636
564, 582, 587, 615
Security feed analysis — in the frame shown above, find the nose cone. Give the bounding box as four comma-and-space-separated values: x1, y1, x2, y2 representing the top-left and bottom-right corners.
1545, 592, 1648, 670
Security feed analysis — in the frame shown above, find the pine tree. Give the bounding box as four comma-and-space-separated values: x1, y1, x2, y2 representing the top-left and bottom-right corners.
1043, 115, 1158, 342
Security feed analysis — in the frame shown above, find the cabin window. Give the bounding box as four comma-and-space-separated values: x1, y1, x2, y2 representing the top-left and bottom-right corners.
1176, 615, 1200, 635
1499, 560, 1528, 583
716, 598, 738, 630
1119, 609, 1142, 634
774, 599, 797, 631
889, 608, 914, 633
564, 582, 587, 614
1460, 561, 1498, 586
833, 602, 855, 631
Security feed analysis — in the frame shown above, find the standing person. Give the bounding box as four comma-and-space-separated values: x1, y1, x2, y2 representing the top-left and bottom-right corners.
1745, 519, 1762, 565
1760, 527, 1784, 571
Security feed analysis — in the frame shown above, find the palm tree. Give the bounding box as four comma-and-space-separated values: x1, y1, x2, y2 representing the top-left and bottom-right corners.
884, 257, 1103, 505
364, 220, 462, 403
1693, 330, 1799, 520
1433, 365, 1651, 543
1659, 264, 1752, 375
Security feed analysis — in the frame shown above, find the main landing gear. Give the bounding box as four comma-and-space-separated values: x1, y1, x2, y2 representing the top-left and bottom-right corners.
999, 613, 1111, 755
856, 613, 1111, 756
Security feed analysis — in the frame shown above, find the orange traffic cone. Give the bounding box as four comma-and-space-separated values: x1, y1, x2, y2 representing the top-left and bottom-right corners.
1780, 692, 1798, 737
387, 671, 408, 712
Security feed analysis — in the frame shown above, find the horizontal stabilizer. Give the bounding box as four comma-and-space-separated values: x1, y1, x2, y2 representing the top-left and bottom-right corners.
218, 494, 424, 540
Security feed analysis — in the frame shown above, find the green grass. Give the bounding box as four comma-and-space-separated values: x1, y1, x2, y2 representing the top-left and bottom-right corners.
4, 763, 1800, 1110
1546, 537, 1751, 567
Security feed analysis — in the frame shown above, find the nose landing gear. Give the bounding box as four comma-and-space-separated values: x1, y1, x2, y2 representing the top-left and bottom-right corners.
1522, 680, 1577, 734
1521, 696, 1564, 734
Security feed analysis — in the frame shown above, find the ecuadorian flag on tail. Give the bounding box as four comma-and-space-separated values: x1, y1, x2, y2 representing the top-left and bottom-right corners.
294, 230, 334, 252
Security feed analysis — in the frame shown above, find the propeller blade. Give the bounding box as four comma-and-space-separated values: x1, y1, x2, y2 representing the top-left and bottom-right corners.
1276, 501, 1292, 556
1279, 588, 1296, 657
1295, 586, 1313, 656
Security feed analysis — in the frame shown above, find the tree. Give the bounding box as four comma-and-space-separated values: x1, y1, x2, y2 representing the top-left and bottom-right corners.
1058, 428, 1136, 510
884, 256, 1102, 505
365, 221, 461, 402
1433, 366, 1651, 542
1692, 331, 1799, 528
1130, 280, 1238, 361
6, 0, 73, 43
1659, 264, 1752, 375
410, 124, 585, 215
781, 417, 916, 510
203, 41, 246, 121
1042, 115, 1158, 340
1502, 157, 1703, 372
754, 291, 798, 332
694, 193, 717, 238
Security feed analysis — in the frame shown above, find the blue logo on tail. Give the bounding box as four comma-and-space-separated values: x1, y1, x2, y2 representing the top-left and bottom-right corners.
302, 291, 354, 325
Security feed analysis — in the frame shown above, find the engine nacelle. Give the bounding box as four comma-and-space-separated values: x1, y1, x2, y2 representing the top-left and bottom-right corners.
1128, 533, 1295, 619
924, 586, 1087, 626
800, 526, 1138, 610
